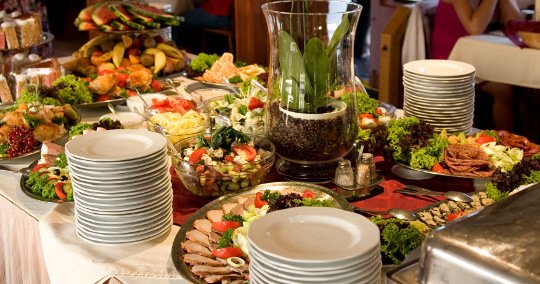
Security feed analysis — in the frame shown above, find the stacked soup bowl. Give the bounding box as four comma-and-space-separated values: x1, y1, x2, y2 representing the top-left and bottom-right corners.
65, 129, 172, 245
403, 59, 476, 134
247, 207, 381, 284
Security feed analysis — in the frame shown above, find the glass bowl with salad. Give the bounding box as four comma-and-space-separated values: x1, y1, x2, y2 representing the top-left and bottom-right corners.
171, 126, 275, 197
146, 97, 212, 145
206, 92, 266, 136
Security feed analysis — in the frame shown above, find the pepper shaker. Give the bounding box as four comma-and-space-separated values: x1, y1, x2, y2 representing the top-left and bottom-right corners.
356, 153, 375, 186
335, 159, 354, 187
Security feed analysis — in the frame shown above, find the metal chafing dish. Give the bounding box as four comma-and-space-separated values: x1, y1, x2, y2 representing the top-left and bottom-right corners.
387, 183, 540, 284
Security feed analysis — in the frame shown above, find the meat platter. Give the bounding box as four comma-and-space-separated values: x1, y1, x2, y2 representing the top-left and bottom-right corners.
171, 181, 352, 284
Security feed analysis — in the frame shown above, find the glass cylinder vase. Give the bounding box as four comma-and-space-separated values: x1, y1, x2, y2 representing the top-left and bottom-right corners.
262, 0, 362, 182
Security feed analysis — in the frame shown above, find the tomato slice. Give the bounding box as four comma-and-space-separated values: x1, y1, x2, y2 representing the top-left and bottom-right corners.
151, 98, 169, 108
248, 97, 264, 110
97, 69, 114, 76
211, 221, 241, 233
475, 136, 495, 144
359, 113, 374, 119
189, 148, 207, 163
254, 192, 267, 208
151, 80, 163, 92
212, 247, 243, 259
116, 73, 129, 88
432, 163, 445, 173
96, 94, 112, 102
232, 144, 257, 162
447, 211, 464, 222
32, 163, 51, 173
302, 190, 315, 199
55, 182, 67, 200
224, 155, 234, 162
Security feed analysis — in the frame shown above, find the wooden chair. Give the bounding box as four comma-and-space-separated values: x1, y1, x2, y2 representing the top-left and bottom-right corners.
200, 2, 235, 54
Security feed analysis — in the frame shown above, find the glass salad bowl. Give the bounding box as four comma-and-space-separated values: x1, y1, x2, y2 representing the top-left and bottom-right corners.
171, 128, 275, 197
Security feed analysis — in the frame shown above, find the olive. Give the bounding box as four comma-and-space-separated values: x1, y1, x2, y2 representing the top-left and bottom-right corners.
52, 169, 60, 175
60, 175, 68, 181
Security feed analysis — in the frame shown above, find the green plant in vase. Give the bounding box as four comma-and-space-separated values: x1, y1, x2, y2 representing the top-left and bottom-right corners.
263, 0, 362, 182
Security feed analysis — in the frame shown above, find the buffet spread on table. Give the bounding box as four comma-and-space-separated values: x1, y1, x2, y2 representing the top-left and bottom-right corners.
1, 1, 540, 284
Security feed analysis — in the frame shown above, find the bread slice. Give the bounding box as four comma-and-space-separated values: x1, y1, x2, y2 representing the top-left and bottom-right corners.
1, 22, 19, 49
0, 75, 13, 103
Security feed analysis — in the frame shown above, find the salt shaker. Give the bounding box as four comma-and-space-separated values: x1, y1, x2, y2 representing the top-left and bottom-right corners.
335, 159, 354, 187
356, 153, 375, 186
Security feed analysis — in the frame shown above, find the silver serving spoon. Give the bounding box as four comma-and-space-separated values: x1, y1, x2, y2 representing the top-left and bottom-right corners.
397, 185, 474, 203
354, 207, 418, 221
221, 77, 243, 97
107, 103, 118, 120
354, 76, 369, 95
152, 122, 181, 158
250, 79, 267, 95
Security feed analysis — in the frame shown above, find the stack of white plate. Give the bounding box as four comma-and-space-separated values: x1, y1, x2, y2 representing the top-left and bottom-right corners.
403, 59, 476, 133
247, 207, 381, 284
65, 129, 173, 245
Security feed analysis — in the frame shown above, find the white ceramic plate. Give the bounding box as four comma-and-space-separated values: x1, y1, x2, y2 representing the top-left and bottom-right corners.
70, 170, 170, 190
75, 193, 172, 223
251, 258, 381, 283
65, 129, 166, 162
402, 76, 474, 89
75, 189, 172, 216
404, 94, 474, 106
76, 207, 173, 229
72, 176, 171, 199
249, 244, 380, 275
69, 161, 169, 181
68, 155, 168, 176
74, 185, 172, 211
66, 148, 167, 169
404, 71, 475, 83
248, 207, 379, 263
76, 218, 172, 245
77, 213, 172, 237
403, 60, 475, 78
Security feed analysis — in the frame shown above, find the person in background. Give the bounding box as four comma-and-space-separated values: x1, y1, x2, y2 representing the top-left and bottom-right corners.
174, 0, 233, 53
430, 0, 524, 131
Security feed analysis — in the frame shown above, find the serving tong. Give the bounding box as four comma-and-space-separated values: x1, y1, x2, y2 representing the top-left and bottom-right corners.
396, 185, 473, 203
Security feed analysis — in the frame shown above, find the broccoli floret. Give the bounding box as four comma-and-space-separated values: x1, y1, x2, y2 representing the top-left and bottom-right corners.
42, 97, 61, 106
55, 153, 68, 168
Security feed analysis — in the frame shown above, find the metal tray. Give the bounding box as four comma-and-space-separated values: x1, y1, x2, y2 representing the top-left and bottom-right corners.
171, 181, 353, 284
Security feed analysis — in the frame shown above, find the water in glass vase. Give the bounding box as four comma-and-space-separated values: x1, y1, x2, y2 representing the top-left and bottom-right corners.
262, 0, 363, 182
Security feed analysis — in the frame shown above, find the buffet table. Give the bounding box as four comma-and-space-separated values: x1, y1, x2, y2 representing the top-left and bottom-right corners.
448, 34, 540, 89
0, 81, 483, 284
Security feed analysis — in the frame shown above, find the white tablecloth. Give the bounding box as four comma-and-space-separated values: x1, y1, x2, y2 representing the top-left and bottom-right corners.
449, 34, 540, 89
0, 106, 190, 284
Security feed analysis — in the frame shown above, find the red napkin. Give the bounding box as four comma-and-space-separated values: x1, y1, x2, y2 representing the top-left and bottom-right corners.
351, 179, 445, 216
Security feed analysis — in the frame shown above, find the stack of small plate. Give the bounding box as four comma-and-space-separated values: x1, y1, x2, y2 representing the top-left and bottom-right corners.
65, 129, 173, 245
403, 59, 476, 133
247, 207, 381, 284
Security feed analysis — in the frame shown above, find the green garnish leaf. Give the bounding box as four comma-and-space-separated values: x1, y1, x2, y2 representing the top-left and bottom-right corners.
222, 213, 244, 225
217, 228, 235, 249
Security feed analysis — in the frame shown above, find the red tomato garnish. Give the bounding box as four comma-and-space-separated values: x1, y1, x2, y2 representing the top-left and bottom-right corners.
151, 98, 168, 108
82, 77, 93, 83
212, 247, 243, 259
432, 163, 444, 173
116, 73, 129, 88
475, 136, 496, 145
302, 190, 315, 199
189, 148, 207, 163
97, 69, 114, 76
248, 97, 264, 110
224, 155, 234, 162
54, 182, 67, 200
232, 144, 257, 162
96, 94, 112, 102
126, 90, 137, 97
359, 113, 374, 119
211, 221, 241, 233
254, 192, 267, 208
31, 163, 51, 173
151, 80, 163, 92
195, 165, 205, 173
150, 98, 196, 114
447, 211, 464, 222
